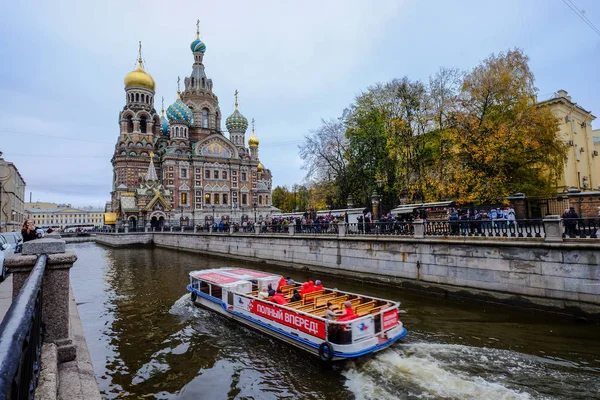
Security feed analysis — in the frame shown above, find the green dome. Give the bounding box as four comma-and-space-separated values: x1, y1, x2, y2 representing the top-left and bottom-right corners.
226, 108, 248, 132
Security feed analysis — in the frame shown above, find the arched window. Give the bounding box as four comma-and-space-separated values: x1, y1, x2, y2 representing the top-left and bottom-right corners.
201, 78, 205, 88
126, 116, 133, 133
175, 127, 180, 136
202, 109, 209, 128
191, 77, 195, 87
140, 116, 147, 133
259, 195, 263, 205
135, 93, 139, 102
265, 195, 269, 204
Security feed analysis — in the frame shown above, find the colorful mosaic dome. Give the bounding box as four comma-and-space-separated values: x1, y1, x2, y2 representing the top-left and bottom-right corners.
226, 109, 248, 132
190, 39, 206, 53
167, 97, 193, 124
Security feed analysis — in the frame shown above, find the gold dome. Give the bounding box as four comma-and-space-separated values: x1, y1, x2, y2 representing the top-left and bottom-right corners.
124, 59, 155, 90
248, 131, 259, 146
257, 162, 264, 172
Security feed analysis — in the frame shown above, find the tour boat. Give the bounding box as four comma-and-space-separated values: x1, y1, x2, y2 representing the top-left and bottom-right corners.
186, 267, 408, 362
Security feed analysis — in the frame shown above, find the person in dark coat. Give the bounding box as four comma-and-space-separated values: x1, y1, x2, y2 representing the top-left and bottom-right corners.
21, 220, 38, 242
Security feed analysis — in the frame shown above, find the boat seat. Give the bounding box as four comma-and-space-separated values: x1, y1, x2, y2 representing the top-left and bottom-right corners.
297, 304, 316, 312
314, 293, 338, 308
328, 295, 349, 308
369, 304, 391, 315
287, 300, 303, 308
303, 289, 326, 303
355, 300, 377, 315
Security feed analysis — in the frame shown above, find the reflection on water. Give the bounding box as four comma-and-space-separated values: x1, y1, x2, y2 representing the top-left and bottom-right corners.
69, 243, 600, 399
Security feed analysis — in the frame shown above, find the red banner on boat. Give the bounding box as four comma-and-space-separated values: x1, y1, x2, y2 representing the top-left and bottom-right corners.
248, 300, 326, 339
382, 309, 399, 331
193, 272, 239, 285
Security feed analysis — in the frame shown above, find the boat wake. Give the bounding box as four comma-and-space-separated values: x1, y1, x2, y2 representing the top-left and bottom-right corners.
169, 293, 207, 319
342, 342, 589, 400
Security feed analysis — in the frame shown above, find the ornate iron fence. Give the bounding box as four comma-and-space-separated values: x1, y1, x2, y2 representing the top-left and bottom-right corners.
425, 219, 545, 238
346, 222, 414, 236
0, 254, 47, 400
563, 218, 600, 239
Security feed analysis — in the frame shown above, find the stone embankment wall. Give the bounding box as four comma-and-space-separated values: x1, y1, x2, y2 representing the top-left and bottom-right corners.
96, 233, 600, 316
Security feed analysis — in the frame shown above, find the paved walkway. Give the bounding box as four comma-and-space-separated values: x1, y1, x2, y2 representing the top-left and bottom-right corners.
0, 274, 12, 323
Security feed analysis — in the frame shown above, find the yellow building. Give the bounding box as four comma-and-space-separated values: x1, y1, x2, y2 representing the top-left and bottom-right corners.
538, 90, 598, 192
25, 204, 104, 229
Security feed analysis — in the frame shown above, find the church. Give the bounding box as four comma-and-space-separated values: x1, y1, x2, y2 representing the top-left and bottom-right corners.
110, 22, 273, 229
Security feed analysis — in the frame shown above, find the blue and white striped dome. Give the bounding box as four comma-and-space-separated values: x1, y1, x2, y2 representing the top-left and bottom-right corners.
167, 97, 193, 124
190, 39, 206, 53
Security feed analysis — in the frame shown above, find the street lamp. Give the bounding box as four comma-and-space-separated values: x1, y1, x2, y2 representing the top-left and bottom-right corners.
212, 205, 215, 222
253, 201, 257, 223
180, 205, 184, 227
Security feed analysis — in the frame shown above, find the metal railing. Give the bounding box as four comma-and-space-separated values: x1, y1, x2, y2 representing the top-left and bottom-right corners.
0, 254, 47, 400
563, 218, 600, 239
425, 219, 545, 238
346, 222, 414, 236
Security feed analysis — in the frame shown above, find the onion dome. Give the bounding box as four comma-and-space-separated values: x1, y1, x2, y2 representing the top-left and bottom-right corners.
124, 43, 155, 90
167, 79, 193, 124
225, 91, 248, 132
190, 20, 206, 53
257, 162, 264, 172
190, 39, 206, 53
167, 96, 192, 124
248, 131, 259, 146
124, 59, 155, 90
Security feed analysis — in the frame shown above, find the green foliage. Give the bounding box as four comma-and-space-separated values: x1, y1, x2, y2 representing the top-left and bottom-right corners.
299, 49, 566, 208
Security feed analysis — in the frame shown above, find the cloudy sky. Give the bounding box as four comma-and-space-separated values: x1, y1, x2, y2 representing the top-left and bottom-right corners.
0, 0, 599, 208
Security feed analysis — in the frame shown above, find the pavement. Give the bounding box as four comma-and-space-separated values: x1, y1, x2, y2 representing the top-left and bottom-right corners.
0, 274, 12, 323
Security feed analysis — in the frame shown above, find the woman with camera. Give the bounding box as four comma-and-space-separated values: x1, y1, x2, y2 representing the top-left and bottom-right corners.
21, 219, 39, 242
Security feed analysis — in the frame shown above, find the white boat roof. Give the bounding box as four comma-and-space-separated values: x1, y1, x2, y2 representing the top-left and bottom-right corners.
189, 268, 281, 286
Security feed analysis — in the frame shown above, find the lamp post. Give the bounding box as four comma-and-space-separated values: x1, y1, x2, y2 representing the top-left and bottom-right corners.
180, 205, 184, 227
233, 201, 238, 223
376, 179, 383, 218
371, 189, 380, 221
212, 205, 215, 222
253, 201, 257, 223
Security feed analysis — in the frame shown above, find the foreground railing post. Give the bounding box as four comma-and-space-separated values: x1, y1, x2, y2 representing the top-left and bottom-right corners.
255, 224, 261, 235
288, 224, 295, 236
543, 215, 563, 242
338, 222, 346, 237
5, 238, 78, 363
413, 219, 425, 239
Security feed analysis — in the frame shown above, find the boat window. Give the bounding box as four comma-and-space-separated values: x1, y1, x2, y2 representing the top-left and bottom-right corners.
227, 291, 234, 305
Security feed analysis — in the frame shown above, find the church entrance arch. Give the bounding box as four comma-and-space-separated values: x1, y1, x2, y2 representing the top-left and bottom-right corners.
149, 211, 167, 230
128, 216, 137, 231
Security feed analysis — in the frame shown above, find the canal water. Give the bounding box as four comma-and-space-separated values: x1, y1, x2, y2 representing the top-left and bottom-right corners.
69, 243, 600, 399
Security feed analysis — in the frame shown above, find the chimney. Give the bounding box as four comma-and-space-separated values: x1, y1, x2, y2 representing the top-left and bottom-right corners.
557, 90, 571, 101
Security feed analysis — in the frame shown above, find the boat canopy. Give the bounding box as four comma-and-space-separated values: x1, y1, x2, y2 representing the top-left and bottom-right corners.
190, 268, 281, 288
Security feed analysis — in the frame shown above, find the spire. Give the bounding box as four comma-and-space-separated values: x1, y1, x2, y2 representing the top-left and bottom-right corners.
252, 118, 255, 133
234, 89, 239, 110
137, 41, 143, 67
177, 76, 181, 98
196, 19, 200, 39
144, 152, 158, 181
161, 96, 165, 116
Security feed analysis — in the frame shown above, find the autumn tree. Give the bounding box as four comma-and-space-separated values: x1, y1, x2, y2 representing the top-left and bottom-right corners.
447, 49, 566, 203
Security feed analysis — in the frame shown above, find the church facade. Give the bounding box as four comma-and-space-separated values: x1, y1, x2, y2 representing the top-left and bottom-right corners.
110, 24, 273, 229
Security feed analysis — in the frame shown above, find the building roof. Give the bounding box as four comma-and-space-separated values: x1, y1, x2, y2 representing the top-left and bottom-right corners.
537, 92, 596, 120
26, 207, 104, 213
